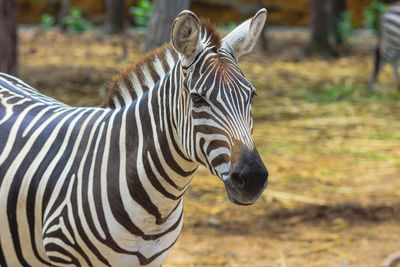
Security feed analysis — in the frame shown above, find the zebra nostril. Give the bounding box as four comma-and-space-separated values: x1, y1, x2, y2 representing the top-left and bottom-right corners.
231, 172, 245, 189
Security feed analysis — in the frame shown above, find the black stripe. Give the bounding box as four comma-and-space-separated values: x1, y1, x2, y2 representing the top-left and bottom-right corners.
150, 86, 195, 178
383, 15, 400, 30
0, 237, 7, 267
41, 110, 92, 219
45, 242, 78, 266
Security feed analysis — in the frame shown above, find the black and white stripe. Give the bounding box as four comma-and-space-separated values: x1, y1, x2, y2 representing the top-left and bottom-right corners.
369, 2, 400, 91
0, 9, 268, 266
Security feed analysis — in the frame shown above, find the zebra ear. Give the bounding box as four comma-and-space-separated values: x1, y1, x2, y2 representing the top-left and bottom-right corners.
222, 8, 267, 61
171, 10, 202, 65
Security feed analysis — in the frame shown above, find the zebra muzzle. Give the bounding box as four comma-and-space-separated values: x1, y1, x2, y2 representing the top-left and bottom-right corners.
223, 147, 268, 205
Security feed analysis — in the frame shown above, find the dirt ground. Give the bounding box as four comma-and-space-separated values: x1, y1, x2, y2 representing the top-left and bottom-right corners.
17, 27, 400, 267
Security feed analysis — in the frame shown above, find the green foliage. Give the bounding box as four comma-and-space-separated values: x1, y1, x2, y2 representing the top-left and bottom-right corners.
300, 84, 355, 103
367, 132, 400, 140
41, 13, 56, 30
364, 0, 387, 34
217, 22, 238, 33
348, 151, 390, 161
299, 84, 400, 104
130, 0, 154, 28
62, 8, 92, 33
336, 11, 355, 50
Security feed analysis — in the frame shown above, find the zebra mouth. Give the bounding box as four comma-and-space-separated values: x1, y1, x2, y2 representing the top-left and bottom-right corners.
226, 190, 253, 206
223, 176, 259, 206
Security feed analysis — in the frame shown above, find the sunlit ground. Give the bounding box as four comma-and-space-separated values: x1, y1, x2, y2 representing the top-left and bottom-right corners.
19, 27, 400, 267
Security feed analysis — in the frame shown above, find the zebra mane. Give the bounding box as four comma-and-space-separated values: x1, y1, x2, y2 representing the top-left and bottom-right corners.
105, 19, 221, 109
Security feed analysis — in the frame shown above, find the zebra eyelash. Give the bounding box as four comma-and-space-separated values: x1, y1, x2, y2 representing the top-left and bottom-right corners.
250, 91, 257, 102
190, 93, 207, 106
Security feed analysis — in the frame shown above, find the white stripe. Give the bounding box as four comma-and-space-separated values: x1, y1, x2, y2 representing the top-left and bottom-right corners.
16, 108, 79, 265
118, 82, 133, 105
129, 72, 143, 97
45, 217, 75, 245
0, 105, 69, 266
165, 50, 176, 68
141, 65, 155, 90
72, 110, 111, 266
22, 106, 55, 137
87, 122, 107, 239
113, 97, 121, 109
34, 108, 85, 259
43, 109, 98, 225
153, 57, 165, 77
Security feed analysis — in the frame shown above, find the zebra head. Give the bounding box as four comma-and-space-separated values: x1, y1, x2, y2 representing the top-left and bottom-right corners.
171, 9, 268, 205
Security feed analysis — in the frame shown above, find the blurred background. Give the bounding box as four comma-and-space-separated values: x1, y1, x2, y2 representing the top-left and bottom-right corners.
1, 0, 400, 266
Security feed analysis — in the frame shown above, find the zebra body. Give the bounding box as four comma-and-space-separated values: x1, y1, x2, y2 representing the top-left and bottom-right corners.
0, 72, 187, 266
0, 9, 268, 266
369, 2, 400, 90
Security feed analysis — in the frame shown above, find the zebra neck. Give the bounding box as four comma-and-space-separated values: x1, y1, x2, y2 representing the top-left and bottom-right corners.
120, 67, 198, 220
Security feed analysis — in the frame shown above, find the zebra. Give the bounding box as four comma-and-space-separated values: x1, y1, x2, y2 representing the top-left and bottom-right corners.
0, 9, 268, 267
368, 2, 400, 91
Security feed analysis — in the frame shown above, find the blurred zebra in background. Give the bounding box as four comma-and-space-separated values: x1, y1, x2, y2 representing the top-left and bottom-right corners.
368, 2, 400, 91
0, 9, 268, 267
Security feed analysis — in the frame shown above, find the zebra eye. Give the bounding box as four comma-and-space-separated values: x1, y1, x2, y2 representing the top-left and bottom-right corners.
190, 93, 205, 105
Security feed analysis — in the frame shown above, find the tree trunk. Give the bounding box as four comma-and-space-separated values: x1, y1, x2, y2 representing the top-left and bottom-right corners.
47, 0, 70, 30
58, 0, 70, 31
0, 0, 18, 76
145, 0, 190, 51
105, 0, 125, 34
331, 0, 346, 45
308, 0, 333, 55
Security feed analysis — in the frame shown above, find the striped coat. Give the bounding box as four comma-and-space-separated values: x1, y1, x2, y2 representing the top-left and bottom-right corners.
369, 2, 400, 90
0, 9, 268, 266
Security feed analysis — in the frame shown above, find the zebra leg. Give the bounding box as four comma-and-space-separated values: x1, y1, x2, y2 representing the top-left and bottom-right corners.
391, 59, 400, 91
368, 45, 385, 91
